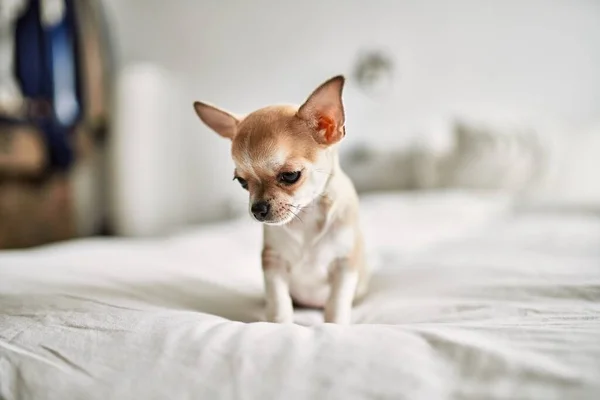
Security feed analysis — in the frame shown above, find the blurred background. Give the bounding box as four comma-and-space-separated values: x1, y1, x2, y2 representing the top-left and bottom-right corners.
1, 0, 599, 248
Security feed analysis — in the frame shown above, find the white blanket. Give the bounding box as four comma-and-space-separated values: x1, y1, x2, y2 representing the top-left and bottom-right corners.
1, 191, 599, 399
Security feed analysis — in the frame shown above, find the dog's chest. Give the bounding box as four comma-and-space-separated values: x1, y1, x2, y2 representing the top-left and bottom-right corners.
278, 213, 332, 267
266, 209, 353, 306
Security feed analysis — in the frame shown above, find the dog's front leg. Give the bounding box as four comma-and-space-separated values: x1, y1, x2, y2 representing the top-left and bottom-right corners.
262, 247, 293, 323
324, 259, 358, 324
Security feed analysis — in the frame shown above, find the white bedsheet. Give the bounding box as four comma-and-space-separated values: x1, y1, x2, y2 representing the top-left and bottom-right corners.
1, 191, 599, 399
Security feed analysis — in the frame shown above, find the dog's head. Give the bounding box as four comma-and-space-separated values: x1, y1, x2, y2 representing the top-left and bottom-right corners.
193, 76, 346, 225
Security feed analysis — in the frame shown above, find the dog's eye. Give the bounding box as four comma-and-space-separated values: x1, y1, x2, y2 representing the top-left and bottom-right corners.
234, 177, 248, 190
278, 171, 301, 185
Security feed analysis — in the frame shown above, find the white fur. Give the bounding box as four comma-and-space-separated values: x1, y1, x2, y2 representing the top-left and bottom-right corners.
263, 268, 294, 323
325, 265, 359, 324
264, 207, 354, 309
268, 149, 288, 170
263, 155, 362, 323
291, 149, 334, 208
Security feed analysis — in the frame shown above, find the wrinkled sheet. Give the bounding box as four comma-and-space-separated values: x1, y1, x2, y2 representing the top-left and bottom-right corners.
1, 191, 599, 400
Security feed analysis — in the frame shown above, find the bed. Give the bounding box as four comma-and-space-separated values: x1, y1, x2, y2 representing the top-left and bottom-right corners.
1, 191, 599, 399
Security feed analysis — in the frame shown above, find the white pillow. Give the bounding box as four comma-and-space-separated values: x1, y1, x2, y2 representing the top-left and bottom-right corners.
521, 124, 600, 209
436, 119, 542, 191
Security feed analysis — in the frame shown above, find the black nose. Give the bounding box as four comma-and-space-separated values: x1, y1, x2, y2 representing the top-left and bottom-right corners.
251, 201, 270, 221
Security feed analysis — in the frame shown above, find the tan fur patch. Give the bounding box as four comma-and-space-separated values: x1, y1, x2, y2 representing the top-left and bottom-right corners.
261, 245, 285, 270
232, 106, 319, 172
230, 105, 324, 222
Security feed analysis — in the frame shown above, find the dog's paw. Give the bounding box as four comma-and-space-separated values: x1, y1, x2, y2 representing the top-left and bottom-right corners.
267, 314, 294, 324
324, 315, 351, 325
266, 305, 294, 324
324, 308, 352, 325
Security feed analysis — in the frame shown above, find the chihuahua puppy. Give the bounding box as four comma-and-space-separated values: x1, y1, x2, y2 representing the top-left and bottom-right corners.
193, 76, 369, 324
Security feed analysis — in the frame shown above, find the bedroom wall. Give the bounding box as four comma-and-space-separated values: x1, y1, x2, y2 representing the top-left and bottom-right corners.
100, 0, 600, 225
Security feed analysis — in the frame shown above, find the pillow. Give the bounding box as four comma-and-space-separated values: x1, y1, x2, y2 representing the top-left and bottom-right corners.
520, 124, 600, 209
436, 119, 543, 191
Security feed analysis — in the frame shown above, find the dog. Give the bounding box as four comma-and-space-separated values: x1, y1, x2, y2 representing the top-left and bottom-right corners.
193, 76, 369, 324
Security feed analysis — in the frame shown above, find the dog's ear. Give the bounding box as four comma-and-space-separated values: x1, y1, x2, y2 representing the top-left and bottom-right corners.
193, 101, 240, 140
297, 75, 346, 145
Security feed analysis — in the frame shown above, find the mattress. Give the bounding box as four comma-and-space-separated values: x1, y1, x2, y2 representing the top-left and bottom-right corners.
1, 191, 599, 400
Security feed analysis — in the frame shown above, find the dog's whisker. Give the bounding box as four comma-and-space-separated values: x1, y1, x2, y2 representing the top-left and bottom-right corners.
314, 170, 333, 177
290, 211, 303, 224
285, 205, 304, 224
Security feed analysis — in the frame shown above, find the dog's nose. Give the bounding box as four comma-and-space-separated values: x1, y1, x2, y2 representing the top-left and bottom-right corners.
251, 201, 270, 221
